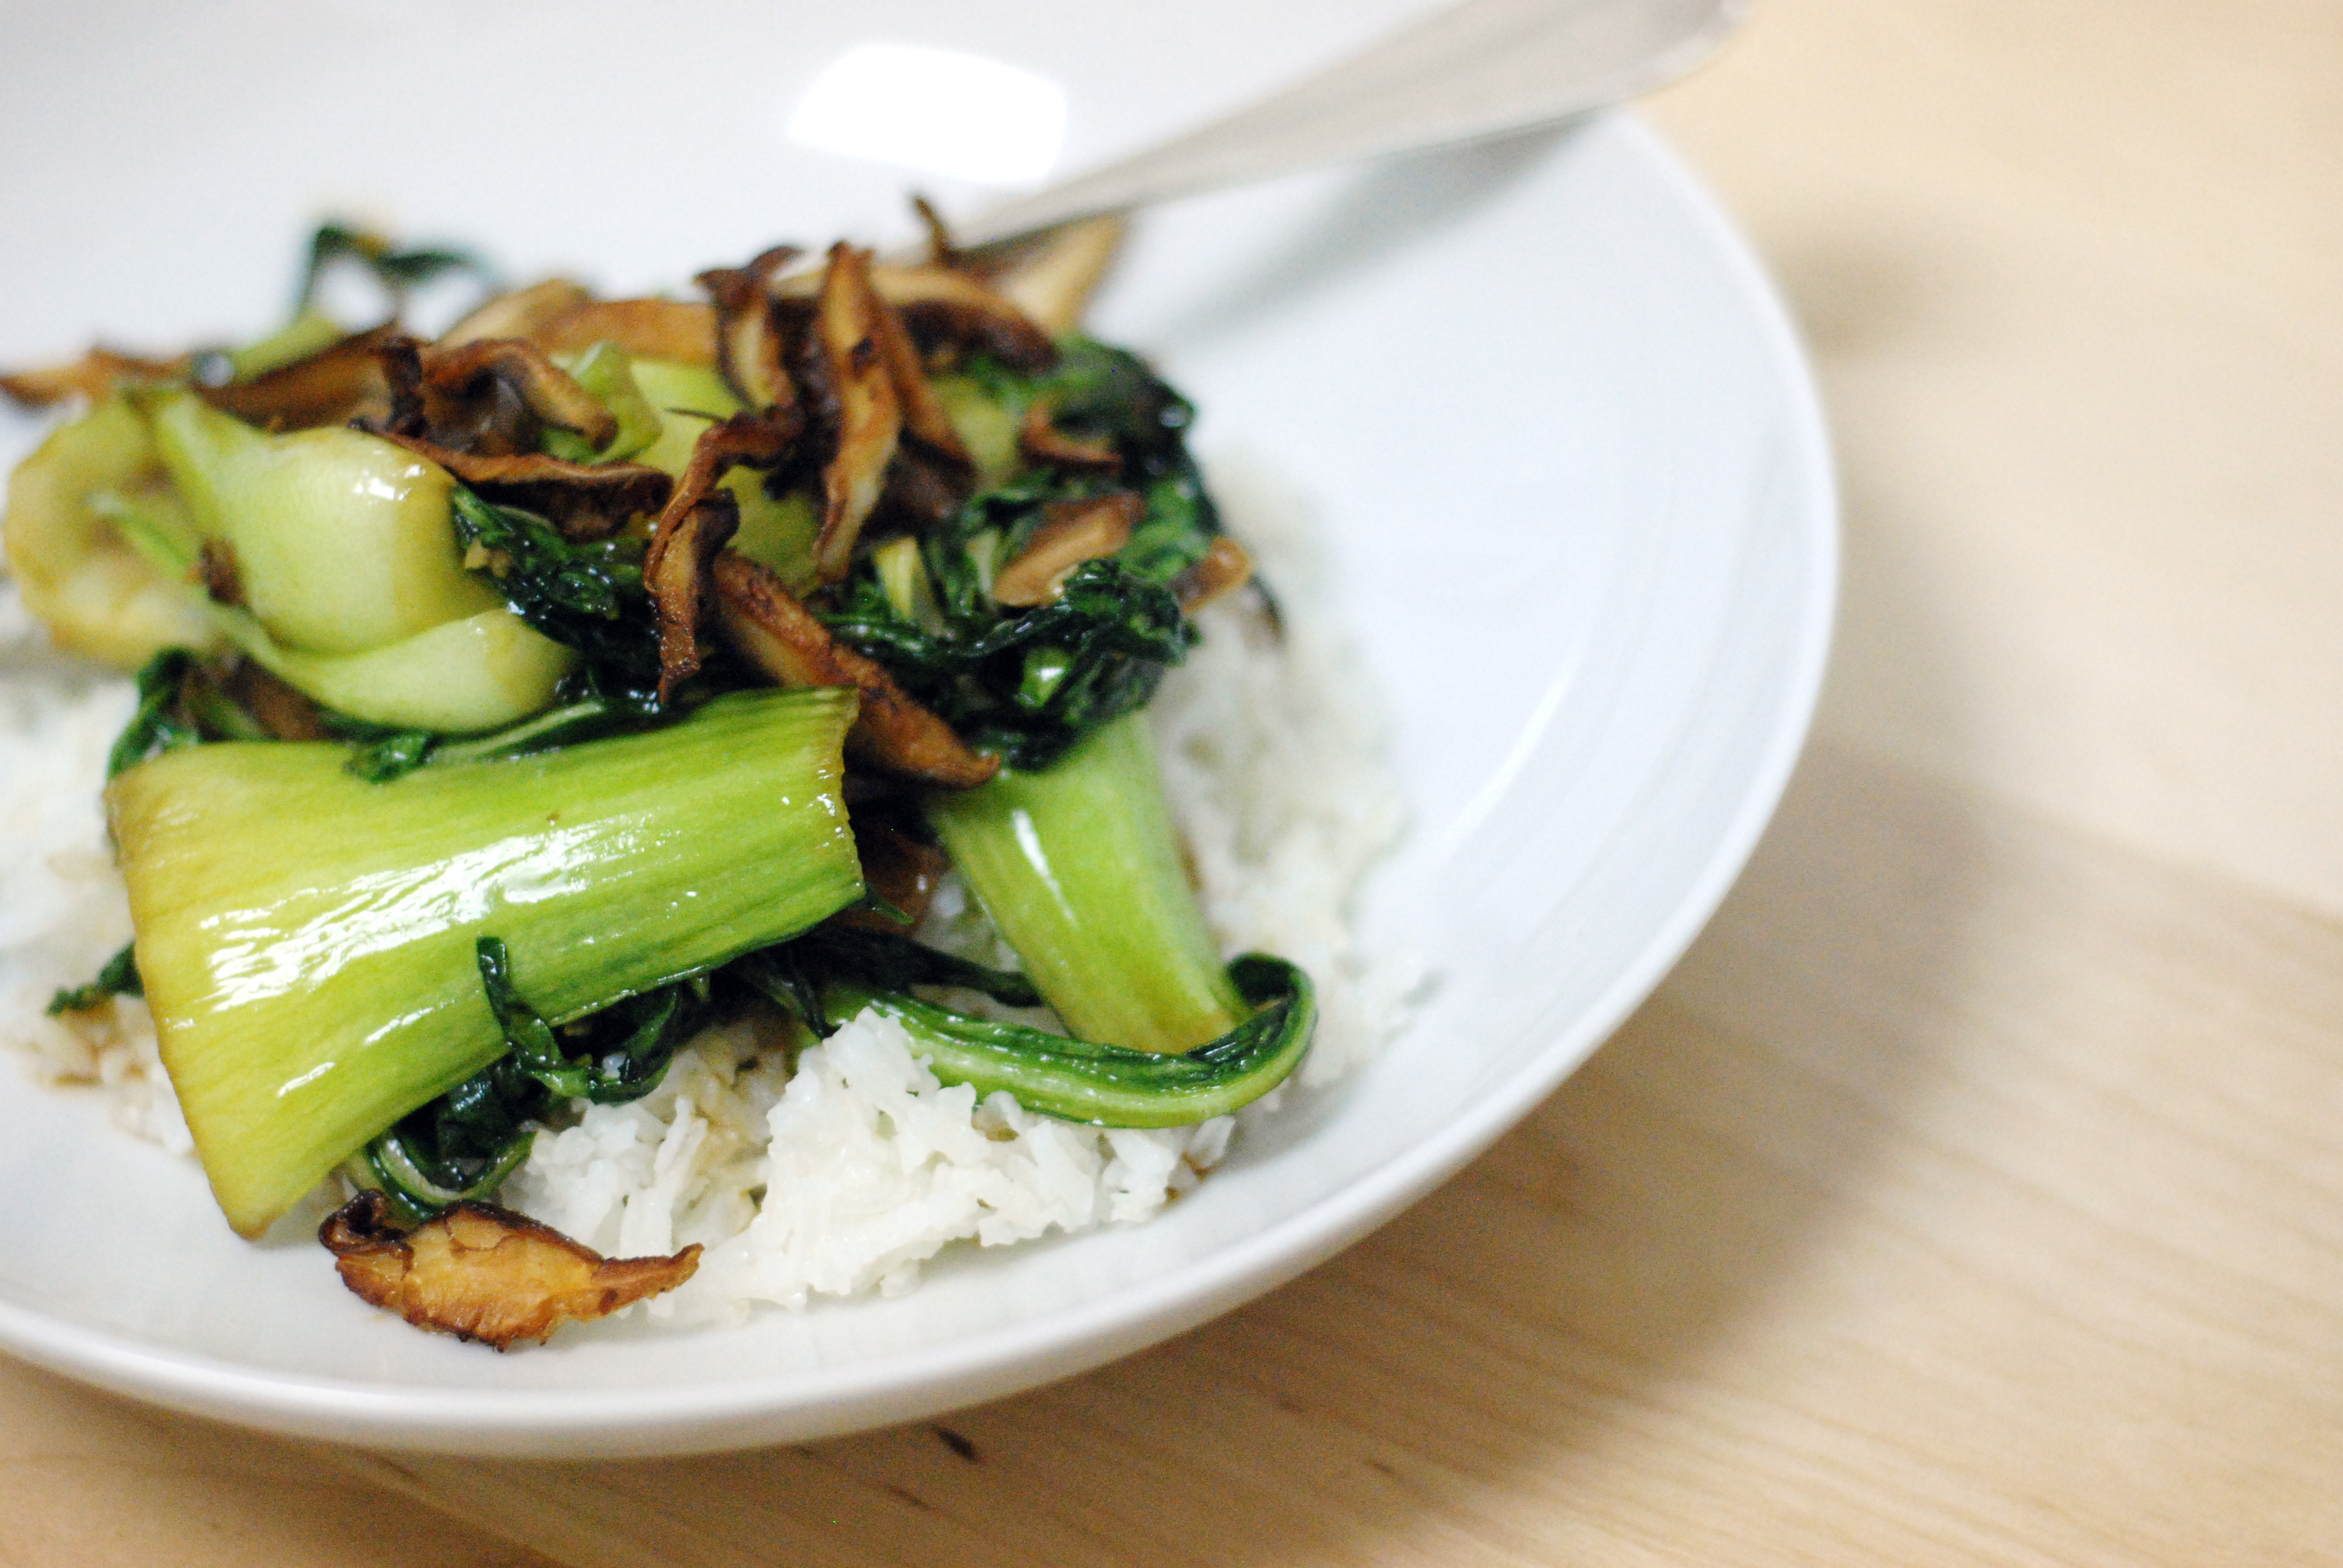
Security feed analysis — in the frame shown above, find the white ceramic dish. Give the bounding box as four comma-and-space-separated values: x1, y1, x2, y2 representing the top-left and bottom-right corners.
0, 2, 1833, 1457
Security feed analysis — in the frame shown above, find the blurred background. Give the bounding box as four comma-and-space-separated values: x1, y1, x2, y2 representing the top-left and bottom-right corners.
0, 0, 1433, 355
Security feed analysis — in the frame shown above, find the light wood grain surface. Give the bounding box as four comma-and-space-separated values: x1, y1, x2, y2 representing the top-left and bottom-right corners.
8, 0, 2342, 1561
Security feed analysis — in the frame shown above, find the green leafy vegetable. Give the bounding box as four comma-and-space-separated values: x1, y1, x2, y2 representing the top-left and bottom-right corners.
106, 647, 277, 779
353, 935, 713, 1224
340, 696, 651, 783
822, 954, 1312, 1127
46, 942, 142, 1016
296, 222, 492, 317
355, 1058, 542, 1226
827, 555, 1190, 769
818, 339, 1225, 769
342, 729, 437, 783
730, 926, 1042, 1037
450, 486, 666, 708
114, 402, 573, 733
475, 935, 705, 1105
107, 648, 205, 779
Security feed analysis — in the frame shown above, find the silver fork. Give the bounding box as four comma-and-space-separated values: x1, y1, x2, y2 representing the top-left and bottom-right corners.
955, 0, 1749, 249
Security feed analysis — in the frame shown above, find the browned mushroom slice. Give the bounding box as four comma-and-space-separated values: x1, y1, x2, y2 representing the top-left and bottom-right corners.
220, 658, 331, 740
0, 347, 191, 410
320, 1191, 700, 1351
419, 339, 618, 452
712, 550, 998, 788
811, 245, 904, 584
836, 820, 952, 932
666, 409, 804, 511
644, 489, 739, 699
985, 215, 1126, 337
911, 194, 963, 269
1175, 533, 1255, 614
775, 261, 1058, 374
438, 278, 594, 350
529, 298, 719, 367
203, 324, 411, 432
375, 434, 673, 541
641, 413, 801, 690
1017, 399, 1121, 473
866, 277, 970, 471
194, 538, 242, 607
874, 265, 1060, 374
870, 446, 966, 535
991, 494, 1143, 607
696, 246, 802, 412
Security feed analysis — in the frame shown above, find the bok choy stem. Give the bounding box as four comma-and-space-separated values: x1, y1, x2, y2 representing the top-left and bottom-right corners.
109, 685, 863, 1236
926, 710, 1245, 1054
821, 954, 1311, 1126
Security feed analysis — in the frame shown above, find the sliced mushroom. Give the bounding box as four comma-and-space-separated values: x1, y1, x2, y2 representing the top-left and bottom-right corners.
836, 820, 952, 932
1017, 399, 1121, 473
985, 215, 1126, 337
869, 446, 966, 535
696, 246, 802, 413
194, 537, 242, 607
418, 339, 618, 452
644, 488, 739, 700
1175, 532, 1255, 614
220, 658, 331, 740
375, 434, 672, 540
711, 550, 998, 788
320, 1191, 701, 1350
810, 244, 903, 584
775, 261, 1058, 374
438, 278, 594, 350
911, 194, 962, 269
876, 264, 1061, 374
0, 347, 191, 410
865, 273, 970, 471
991, 493, 1142, 607
203, 324, 411, 432
529, 298, 719, 367
642, 413, 801, 691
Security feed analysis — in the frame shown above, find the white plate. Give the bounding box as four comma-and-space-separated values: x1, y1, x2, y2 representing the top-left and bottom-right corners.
0, 1, 1833, 1456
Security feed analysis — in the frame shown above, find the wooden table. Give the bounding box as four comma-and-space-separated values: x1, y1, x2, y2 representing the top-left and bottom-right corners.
8, 1, 2340, 1561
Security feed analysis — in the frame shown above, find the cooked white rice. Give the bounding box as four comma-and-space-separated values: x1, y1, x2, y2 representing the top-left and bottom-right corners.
0, 460, 1412, 1315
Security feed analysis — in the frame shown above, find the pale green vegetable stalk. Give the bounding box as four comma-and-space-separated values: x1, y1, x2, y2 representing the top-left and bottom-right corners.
928, 711, 1246, 1054
111, 391, 575, 730
0, 396, 220, 668
111, 687, 863, 1236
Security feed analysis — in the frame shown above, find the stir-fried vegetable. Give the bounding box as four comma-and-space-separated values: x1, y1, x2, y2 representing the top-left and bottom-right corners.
0, 396, 218, 667
5, 218, 1312, 1285
819, 338, 1229, 771
928, 711, 1245, 1052
110, 687, 863, 1236
446, 486, 661, 703
819, 955, 1311, 1127
355, 937, 715, 1224
99, 397, 577, 731
148, 391, 506, 652
46, 942, 141, 1018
